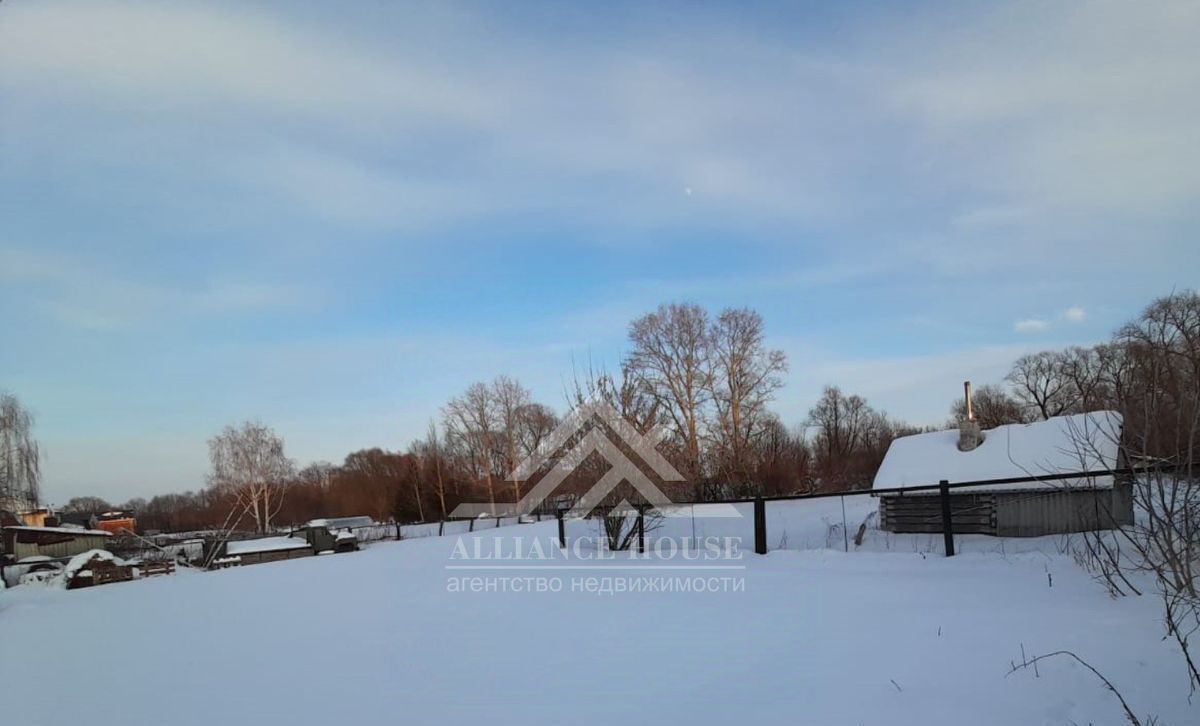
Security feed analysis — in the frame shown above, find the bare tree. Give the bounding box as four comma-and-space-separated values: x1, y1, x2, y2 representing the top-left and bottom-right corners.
295, 461, 335, 489
808, 386, 870, 462
1059, 345, 1110, 411
557, 360, 689, 508
807, 386, 905, 491
1072, 292, 1200, 693
1007, 351, 1075, 420
492, 375, 533, 503
949, 383, 1032, 429
120, 497, 147, 514
0, 392, 41, 511
408, 453, 426, 523
752, 416, 813, 496
443, 382, 499, 511
61, 496, 112, 514
708, 307, 787, 482
519, 401, 556, 451
626, 302, 712, 481
568, 359, 665, 437
208, 421, 294, 534
425, 420, 449, 520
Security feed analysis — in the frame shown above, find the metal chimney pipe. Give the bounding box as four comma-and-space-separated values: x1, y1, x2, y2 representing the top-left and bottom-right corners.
964, 380, 974, 421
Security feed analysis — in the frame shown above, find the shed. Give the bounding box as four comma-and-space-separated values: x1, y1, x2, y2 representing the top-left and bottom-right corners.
94, 511, 137, 535
1, 526, 114, 560
874, 411, 1133, 537
291, 525, 359, 553
295, 516, 373, 553
17, 508, 54, 528
221, 536, 312, 566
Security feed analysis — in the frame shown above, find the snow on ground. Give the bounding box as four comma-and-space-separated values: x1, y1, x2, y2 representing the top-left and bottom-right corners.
581, 496, 1097, 556
0, 519, 1193, 726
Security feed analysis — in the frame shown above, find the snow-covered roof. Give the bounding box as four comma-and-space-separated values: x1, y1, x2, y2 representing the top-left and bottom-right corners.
224, 536, 310, 555
62, 549, 133, 583
303, 516, 374, 529
2, 525, 113, 536
873, 411, 1123, 493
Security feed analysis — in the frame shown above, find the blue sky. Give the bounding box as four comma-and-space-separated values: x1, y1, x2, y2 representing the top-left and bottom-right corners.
1, 1, 1197, 504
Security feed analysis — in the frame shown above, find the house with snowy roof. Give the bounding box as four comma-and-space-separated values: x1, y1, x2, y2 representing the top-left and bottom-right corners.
873, 401, 1133, 537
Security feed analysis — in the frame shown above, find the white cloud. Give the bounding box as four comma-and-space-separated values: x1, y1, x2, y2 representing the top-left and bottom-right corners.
0, 245, 310, 330
885, 3, 1200, 220
1014, 318, 1050, 333
1061, 306, 1086, 322
0, 0, 1195, 264
0, 2, 491, 128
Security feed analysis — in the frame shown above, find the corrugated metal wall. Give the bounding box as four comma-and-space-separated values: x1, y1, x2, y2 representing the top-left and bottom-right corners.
11, 533, 110, 559
880, 482, 1134, 538
995, 487, 1130, 537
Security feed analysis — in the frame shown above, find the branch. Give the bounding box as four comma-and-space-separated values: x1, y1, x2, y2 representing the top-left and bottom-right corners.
1007, 649, 1146, 726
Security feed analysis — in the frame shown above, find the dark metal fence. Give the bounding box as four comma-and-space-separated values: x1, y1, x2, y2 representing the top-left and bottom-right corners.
561, 462, 1191, 558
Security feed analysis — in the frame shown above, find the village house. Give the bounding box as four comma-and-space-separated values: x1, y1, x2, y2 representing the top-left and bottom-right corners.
1, 525, 114, 560
873, 404, 1132, 537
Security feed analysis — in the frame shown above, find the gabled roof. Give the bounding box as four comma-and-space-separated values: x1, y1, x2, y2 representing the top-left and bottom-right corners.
872, 411, 1123, 492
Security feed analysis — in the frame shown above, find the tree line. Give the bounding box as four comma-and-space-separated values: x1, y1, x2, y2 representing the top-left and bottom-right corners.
6, 291, 1198, 539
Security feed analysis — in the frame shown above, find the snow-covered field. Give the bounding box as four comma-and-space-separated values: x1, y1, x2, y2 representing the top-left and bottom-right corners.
1, 519, 1193, 726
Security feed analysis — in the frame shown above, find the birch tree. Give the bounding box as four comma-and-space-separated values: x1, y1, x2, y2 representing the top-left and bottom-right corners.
425, 420, 449, 520
492, 375, 532, 503
708, 307, 787, 481
208, 421, 294, 534
0, 392, 41, 511
626, 302, 712, 481
443, 382, 499, 511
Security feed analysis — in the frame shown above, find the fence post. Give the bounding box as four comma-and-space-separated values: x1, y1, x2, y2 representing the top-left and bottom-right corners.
939, 479, 955, 557
395, 521, 402, 541
636, 505, 645, 554
840, 495, 849, 553
469, 518, 474, 533
556, 510, 566, 549
496, 516, 501, 529
754, 496, 767, 555
438, 520, 444, 536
